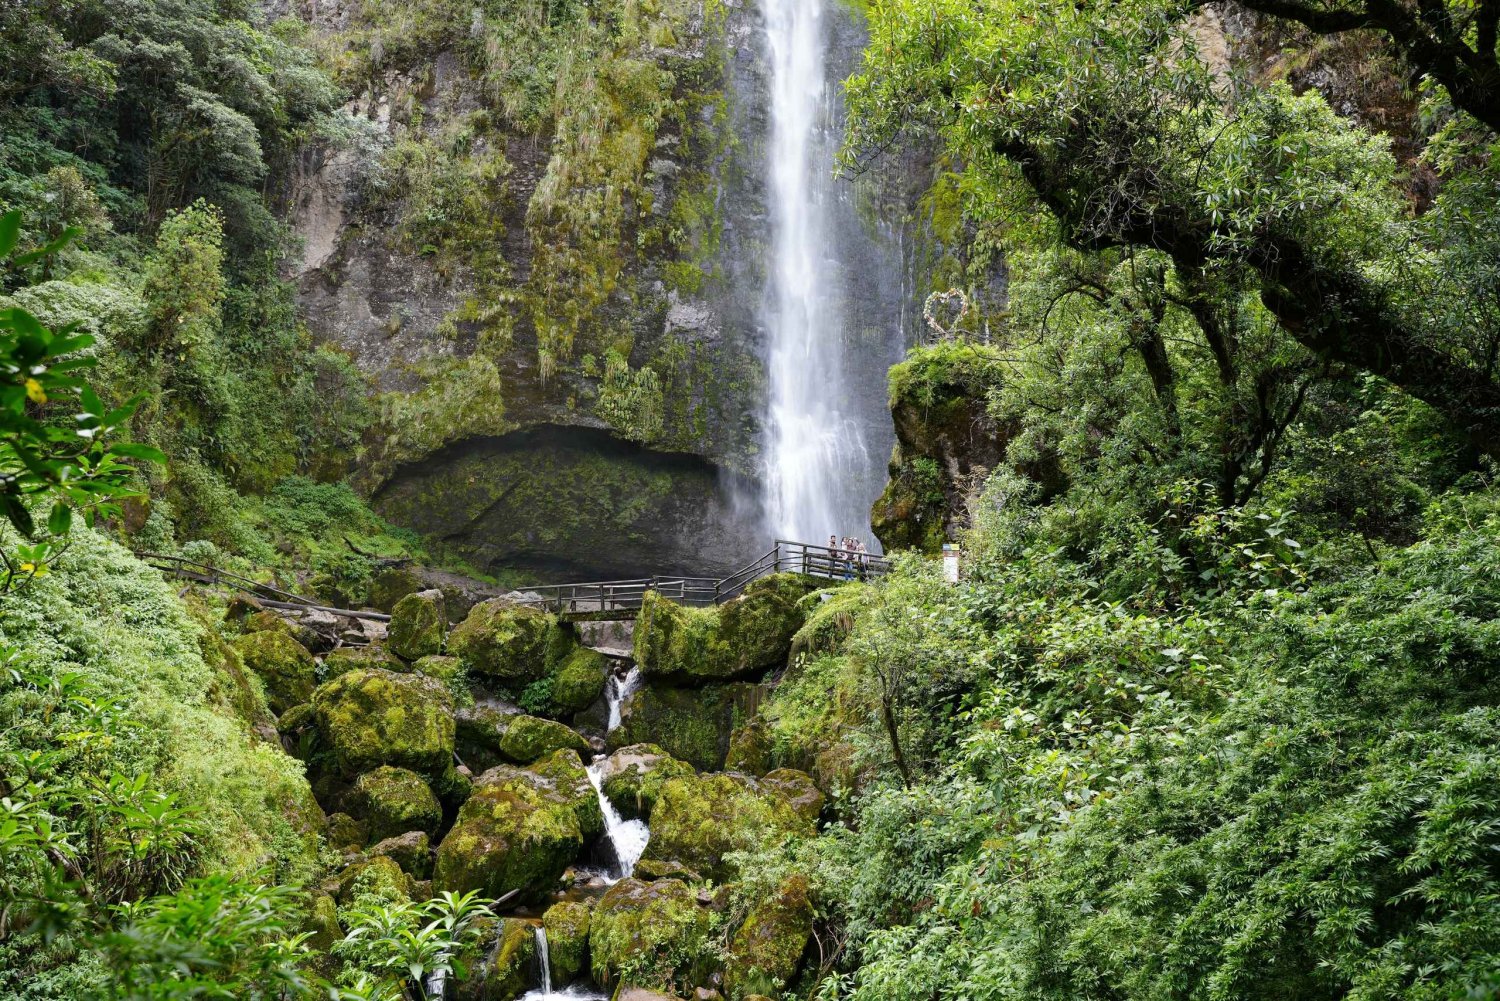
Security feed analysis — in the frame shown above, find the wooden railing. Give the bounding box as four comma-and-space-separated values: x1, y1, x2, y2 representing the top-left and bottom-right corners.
514, 540, 890, 619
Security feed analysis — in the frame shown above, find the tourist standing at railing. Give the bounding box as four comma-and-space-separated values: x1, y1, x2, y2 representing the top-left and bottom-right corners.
855, 538, 869, 578
828, 534, 841, 576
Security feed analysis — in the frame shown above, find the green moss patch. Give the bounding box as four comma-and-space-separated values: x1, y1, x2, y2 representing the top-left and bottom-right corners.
589, 878, 715, 994
640, 772, 813, 883
232, 629, 317, 716
312, 668, 455, 778
353, 765, 443, 841
634, 574, 810, 682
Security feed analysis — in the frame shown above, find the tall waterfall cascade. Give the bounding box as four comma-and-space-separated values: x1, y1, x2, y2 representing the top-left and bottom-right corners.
761, 0, 874, 543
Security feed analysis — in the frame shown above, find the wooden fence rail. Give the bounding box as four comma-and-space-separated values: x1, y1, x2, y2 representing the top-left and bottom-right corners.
514, 540, 890, 619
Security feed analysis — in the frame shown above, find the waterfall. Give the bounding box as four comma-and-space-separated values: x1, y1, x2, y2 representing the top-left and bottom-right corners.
582, 663, 649, 883
534, 925, 551, 996
761, 0, 875, 542
605, 665, 641, 732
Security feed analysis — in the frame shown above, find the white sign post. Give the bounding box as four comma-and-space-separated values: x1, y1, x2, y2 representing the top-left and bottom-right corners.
942, 543, 960, 584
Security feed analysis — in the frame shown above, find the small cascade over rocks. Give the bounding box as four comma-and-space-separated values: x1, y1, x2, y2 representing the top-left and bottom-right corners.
606, 664, 642, 731
587, 664, 650, 882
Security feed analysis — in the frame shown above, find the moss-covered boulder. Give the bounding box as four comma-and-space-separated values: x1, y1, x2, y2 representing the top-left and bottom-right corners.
634, 575, 809, 683
455, 703, 518, 773
499, 714, 593, 764
641, 773, 812, 882
598, 744, 697, 820
336, 854, 413, 905
724, 719, 773, 776
370, 565, 423, 614
543, 899, 592, 984
313, 668, 455, 778
433, 749, 602, 901
449, 600, 571, 683
758, 769, 825, 824
323, 643, 408, 676
232, 629, 317, 716
552, 646, 609, 713
616, 989, 688, 1001
590, 878, 714, 993
389, 589, 446, 661
326, 812, 367, 852
474, 917, 536, 1000
302, 892, 343, 951
414, 654, 462, 681
608, 681, 759, 771
369, 830, 433, 879
725, 875, 813, 999
354, 766, 443, 840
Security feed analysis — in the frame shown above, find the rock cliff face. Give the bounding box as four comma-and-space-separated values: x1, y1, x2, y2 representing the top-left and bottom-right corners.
268, 0, 777, 576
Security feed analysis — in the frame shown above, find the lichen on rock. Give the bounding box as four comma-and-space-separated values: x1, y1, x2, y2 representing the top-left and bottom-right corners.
497, 713, 593, 764
543, 899, 592, 984
448, 600, 568, 684
312, 667, 455, 778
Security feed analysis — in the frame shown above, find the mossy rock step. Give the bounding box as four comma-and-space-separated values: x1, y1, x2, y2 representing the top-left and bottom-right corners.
498, 714, 593, 764
323, 644, 408, 676
590, 878, 715, 993
389, 589, 447, 661
725, 874, 814, 999
433, 749, 602, 902
597, 744, 697, 820
543, 899, 592, 984
312, 668, 454, 778
474, 917, 536, 1000
449, 600, 575, 684
633, 574, 811, 683
353, 765, 443, 841
640, 772, 816, 882
233, 629, 316, 716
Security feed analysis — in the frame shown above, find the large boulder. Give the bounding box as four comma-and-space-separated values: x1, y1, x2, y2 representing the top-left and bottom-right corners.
543, 899, 592, 984
724, 719, 773, 776
370, 565, 423, 614
725, 875, 814, 998
473, 917, 536, 1001
758, 769, 825, 825
313, 668, 455, 778
353, 765, 443, 841
608, 681, 760, 771
455, 702, 519, 772
551, 646, 609, 713
388, 589, 446, 661
433, 750, 602, 902
368, 830, 432, 879
498, 714, 592, 764
633, 575, 809, 683
336, 854, 413, 905
640, 773, 812, 882
590, 878, 714, 993
233, 630, 316, 716
597, 744, 697, 820
323, 643, 408, 676
449, 601, 571, 684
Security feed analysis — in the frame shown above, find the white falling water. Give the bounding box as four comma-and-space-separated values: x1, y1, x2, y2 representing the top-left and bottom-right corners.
761, 0, 873, 543
605, 665, 641, 732
586, 758, 650, 882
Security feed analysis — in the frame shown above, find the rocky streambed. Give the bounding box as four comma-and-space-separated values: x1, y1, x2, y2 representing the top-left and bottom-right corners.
230, 571, 831, 1000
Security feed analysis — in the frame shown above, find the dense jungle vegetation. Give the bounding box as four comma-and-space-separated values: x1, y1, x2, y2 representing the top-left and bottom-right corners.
2, 0, 1500, 999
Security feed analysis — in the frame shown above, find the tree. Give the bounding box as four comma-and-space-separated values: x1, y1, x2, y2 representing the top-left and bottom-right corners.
0, 211, 163, 589
843, 0, 1500, 455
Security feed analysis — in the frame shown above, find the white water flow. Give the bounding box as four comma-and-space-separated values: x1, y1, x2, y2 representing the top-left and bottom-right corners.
583, 664, 649, 883
605, 665, 641, 732
762, 0, 872, 542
